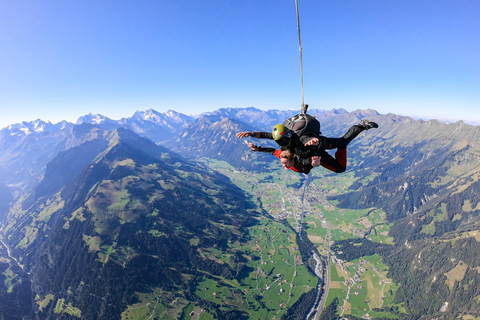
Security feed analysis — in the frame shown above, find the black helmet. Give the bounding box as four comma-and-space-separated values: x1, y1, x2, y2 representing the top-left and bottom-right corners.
272, 124, 292, 147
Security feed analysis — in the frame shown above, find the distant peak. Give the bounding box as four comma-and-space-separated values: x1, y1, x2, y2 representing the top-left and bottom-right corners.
166, 110, 178, 116
32, 118, 50, 125
133, 109, 162, 122
331, 108, 348, 114
2, 118, 69, 136
76, 113, 111, 125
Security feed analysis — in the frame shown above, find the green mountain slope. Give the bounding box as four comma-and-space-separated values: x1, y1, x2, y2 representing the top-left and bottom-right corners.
320, 114, 480, 319
185, 108, 480, 319
2, 108, 480, 319
1, 126, 317, 319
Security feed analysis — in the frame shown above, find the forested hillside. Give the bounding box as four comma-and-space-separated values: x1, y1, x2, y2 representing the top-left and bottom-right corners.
1, 107, 480, 319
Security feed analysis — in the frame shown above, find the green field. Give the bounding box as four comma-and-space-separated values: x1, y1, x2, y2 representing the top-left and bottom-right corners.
198, 159, 401, 319
193, 217, 316, 319
324, 255, 400, 319
119, 215, 317, 320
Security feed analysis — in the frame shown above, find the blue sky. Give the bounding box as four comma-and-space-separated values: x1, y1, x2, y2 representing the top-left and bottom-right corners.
1, 0, 479, 129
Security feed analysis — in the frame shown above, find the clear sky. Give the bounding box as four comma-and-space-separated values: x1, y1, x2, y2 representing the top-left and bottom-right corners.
1, 0, 479, 129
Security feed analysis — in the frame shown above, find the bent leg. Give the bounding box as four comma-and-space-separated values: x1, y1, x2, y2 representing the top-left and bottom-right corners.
320, 149, 347, 173
323, 125, 365, 149
335, 147, 347, 169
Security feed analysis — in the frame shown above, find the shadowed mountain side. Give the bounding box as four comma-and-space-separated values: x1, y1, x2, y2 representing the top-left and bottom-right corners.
0, 256, 32, 319
2, 127, 259, 319
0, 183, 14, 221
22, 125, 183, 210
0, 123, 126, 193
0, 127, 72, 191
23, 139, 109, 208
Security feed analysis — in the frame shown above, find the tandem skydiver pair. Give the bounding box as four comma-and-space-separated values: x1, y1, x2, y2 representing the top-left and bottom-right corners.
236, 111, 378, 174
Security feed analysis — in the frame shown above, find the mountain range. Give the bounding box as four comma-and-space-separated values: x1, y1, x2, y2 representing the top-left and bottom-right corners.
1, 107, 480, 319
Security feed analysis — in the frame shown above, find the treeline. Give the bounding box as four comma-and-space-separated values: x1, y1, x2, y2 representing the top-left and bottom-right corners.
280, 289, 317, 320
28, 180, 252, 319
381, 237, 480, 318
319, 297, 339, 320
331, 231, 480, 318
332, 167, 440, 222
332, 238, 388, 261
0, 259, 33, 319
331, 148, 480, 250
296, 225, 318, 271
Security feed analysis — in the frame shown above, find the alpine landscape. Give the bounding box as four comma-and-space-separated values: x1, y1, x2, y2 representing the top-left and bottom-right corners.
1, 107, 480, 320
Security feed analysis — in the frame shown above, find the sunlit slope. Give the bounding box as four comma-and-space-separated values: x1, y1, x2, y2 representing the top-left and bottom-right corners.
190, 109, 480, 319
328, 113, 480, 241
320, 113, 480, 318
3, 107, 480, 319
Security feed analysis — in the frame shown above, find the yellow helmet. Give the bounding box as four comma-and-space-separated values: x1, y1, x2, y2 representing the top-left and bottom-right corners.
272, 124, 292, 147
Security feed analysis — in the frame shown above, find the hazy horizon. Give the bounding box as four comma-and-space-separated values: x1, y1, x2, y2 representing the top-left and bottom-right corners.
3, 106, 479, 131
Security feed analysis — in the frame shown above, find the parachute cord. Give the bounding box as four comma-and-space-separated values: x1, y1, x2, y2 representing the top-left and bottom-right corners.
295, 0, 306, 114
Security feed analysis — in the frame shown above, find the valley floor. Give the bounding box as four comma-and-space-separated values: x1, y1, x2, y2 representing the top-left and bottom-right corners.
205, 159, 403, 319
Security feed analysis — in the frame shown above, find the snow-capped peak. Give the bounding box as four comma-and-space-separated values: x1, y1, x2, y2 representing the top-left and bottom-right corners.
76, 113, 112, 125
3, 119, 70, 137
166, 110, 178, 117
133, 109, 162, 122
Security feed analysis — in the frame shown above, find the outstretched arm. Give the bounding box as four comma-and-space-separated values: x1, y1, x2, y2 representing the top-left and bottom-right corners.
236, 131, 274, 140
248, 143, 276, 154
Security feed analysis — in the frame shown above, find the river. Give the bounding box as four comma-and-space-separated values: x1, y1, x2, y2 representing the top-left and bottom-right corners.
0, 238, 25, 270
305, 251, 324, 320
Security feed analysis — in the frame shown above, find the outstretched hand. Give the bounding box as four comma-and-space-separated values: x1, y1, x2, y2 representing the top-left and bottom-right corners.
236, 131, 253, 139
304, 138, 319, 146
312, 156, 321, 167
247, 143, 258, 151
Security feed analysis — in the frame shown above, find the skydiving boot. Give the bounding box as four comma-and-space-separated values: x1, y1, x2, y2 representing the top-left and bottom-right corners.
359, 119, 378, 130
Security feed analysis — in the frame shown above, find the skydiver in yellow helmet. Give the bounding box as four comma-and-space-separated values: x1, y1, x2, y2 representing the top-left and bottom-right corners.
237, 122, 317, 160
236, 118, 378, 173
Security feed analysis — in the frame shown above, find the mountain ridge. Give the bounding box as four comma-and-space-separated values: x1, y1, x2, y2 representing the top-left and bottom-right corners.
1, 126, 261, 319
3, 106, 478, 137
2, 107, 480, 319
